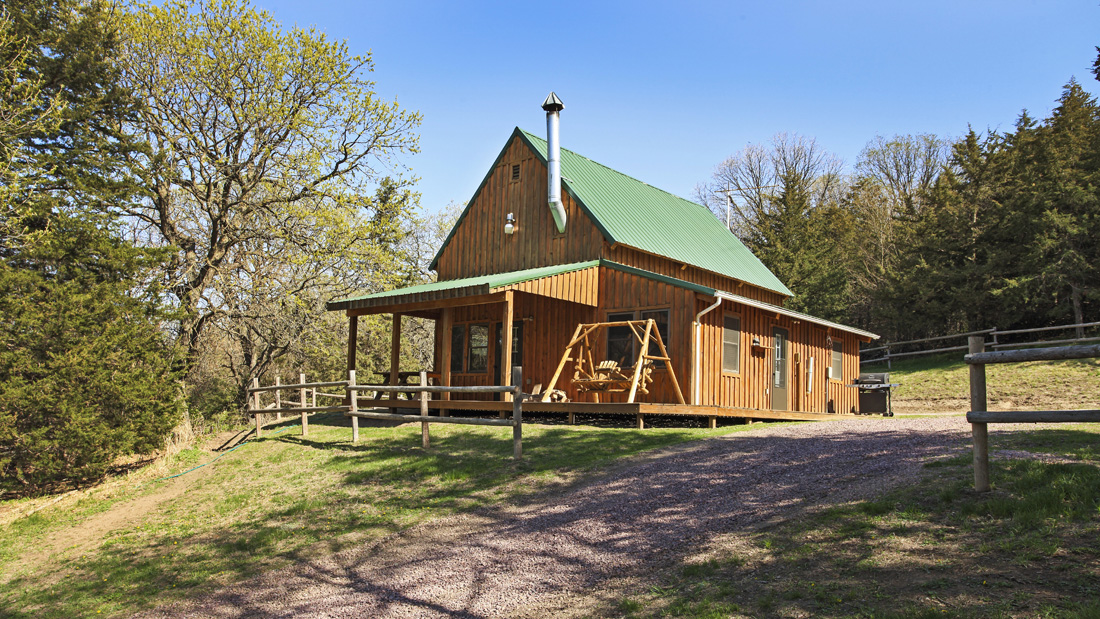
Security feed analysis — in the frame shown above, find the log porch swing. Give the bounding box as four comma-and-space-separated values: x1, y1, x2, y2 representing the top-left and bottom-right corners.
542, 319, 686, 405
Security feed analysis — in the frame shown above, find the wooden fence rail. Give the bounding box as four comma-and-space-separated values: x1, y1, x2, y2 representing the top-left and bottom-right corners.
247, 368, 527, 460
347, 367, 525, 460
247, 374, 350, 438
862, 321, 1100, 366
964, 336, 1100, 492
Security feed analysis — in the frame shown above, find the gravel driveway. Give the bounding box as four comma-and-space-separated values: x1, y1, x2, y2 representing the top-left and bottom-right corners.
141, 416, 974, 618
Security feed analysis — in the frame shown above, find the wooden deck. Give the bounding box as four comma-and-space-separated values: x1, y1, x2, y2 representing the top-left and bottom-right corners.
354, 398, 872, 422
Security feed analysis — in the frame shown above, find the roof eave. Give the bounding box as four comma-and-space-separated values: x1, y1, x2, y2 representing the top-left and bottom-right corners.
715, 291, 879, 340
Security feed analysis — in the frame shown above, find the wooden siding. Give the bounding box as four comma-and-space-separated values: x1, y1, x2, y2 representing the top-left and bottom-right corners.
437, 292, 596, 402
603, 244, 787, 305
495, 266, 599, 306
435, 137, 604, 281
696, 295, 861, 413
593, 265, 695, 403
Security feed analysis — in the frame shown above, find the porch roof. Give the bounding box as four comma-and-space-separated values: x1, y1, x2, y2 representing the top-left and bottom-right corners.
326, 260, 599, 312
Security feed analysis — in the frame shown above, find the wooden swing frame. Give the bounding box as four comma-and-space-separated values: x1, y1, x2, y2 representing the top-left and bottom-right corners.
542, 319, 686, 404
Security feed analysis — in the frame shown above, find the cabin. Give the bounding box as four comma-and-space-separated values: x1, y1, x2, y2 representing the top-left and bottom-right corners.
327, 94, 879, 423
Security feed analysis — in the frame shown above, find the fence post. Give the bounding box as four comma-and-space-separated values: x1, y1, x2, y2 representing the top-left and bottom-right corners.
252, 377, 262, 438
420, 371, 430, 449
512, 366, 523, 460
300, 372, 308, 437
350, 369, 359, 443
275, 376, 282, 420
886, 346, 891, 370
969, 335, 990, 492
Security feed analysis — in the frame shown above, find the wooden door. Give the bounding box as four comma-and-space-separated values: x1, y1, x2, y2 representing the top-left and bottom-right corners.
771, 327, 788, 411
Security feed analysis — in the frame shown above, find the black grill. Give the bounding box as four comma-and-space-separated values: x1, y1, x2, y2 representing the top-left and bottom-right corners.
854, 373, 896, 416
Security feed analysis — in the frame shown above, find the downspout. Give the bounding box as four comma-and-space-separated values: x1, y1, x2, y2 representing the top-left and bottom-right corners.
542, 92, 567, 233
693, 295, 723, 405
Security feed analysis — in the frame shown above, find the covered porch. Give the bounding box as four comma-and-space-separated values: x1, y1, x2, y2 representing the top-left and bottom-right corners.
327, 261, 601, 409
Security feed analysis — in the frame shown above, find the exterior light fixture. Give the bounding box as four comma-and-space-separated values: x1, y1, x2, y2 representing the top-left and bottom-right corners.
504, 212, 515, 235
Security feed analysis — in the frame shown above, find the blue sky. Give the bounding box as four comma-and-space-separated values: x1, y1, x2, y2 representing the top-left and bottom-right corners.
254, 0, 1099, 216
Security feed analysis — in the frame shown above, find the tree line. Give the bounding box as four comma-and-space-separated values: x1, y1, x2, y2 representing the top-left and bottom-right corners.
696, 64, 1100, 343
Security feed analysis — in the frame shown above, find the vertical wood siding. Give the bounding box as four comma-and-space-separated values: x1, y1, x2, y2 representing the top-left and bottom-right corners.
593, 266, 694, 403
434, 138, 603, 281
696, 295, 862, 413
438, 293, 596, 402
496, 266, 599, 306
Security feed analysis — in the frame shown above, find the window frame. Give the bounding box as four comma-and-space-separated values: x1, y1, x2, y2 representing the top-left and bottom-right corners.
605, 307, 671, 370
830, 339, 843, 382
466, 322, 490, 374
606, 311, 636, 367
721, 312, 741, 376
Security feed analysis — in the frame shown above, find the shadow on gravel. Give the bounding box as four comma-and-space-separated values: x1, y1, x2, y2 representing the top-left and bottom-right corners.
146, 423, 970, 618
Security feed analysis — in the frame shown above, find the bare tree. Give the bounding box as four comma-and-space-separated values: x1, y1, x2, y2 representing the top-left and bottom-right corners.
856, 134, 948, 220
696, 133, 843, 240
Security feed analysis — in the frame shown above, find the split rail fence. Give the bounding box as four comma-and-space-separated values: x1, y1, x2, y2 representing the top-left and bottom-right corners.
246, 367, 526, 460
862, 320, 1100, 367
964, 336, 1100, 492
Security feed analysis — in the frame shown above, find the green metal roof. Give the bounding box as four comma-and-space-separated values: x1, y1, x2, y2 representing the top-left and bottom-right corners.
518, 129, 791, 297
327, 260, 599, 312
426, 127, 790, 297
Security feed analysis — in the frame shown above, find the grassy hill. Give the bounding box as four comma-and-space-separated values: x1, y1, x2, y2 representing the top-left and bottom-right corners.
861, 353, 1100, 415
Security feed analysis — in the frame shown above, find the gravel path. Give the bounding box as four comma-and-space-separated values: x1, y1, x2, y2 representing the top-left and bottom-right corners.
141, 416, 975, 618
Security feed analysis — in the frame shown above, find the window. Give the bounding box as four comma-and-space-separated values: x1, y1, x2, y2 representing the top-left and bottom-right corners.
511, 163, 520, 181
640, 309, 670, 367
606, 312, 635, 366
606, 309, 671, 368
831, 340, 843, 381
467, 323, 489, 373
722, 314, 740, 373
450, 324, 465, 373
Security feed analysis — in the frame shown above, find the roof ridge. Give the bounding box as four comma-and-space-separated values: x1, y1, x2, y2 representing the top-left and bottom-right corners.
520, 128, 707, 211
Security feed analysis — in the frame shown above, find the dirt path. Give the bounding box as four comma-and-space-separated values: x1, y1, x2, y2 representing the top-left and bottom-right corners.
140, 416, 975, 619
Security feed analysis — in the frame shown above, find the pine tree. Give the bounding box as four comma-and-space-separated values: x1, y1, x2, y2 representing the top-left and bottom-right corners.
0, 0, 181, 494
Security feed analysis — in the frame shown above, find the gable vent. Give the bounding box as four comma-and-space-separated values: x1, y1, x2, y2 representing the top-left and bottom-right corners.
511, 163, 520, 181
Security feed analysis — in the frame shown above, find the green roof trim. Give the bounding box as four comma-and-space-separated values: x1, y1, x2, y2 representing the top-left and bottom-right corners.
326, 260, 599, 312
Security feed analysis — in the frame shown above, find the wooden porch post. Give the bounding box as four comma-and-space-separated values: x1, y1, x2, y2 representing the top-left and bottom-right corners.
346, 314, 358, 406
440, 308, 452, 416
501, 291, 514, 402
390, 313, 402, 400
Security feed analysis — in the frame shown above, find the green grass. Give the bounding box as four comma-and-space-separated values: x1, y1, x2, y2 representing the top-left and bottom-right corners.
862, 353, 1100, 411
603, 424, 1100, 618
0, 413, 744, 618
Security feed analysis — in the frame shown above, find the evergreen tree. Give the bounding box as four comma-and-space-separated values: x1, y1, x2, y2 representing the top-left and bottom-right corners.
1023, 80, 1100, 326
0, 0, 181, 494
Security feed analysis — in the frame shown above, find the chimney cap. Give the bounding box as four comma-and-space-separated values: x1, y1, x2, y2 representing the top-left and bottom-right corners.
541, 91, 564, 112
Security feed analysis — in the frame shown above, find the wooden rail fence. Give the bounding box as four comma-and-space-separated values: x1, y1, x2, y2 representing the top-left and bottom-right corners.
964, 336, 1100, 492
862, 320, 1100, 367
246, 367, 526, 460
247, 374, 350, 438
